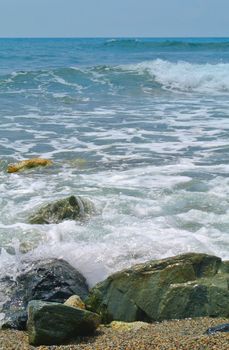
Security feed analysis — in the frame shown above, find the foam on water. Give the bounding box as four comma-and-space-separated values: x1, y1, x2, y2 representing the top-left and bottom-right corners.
1, 153, 229, 285
1, 38, 229, 287
125, 59, 229, 93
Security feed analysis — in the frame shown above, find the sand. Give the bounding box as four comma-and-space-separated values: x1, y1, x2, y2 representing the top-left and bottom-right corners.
0, 317, 228, 350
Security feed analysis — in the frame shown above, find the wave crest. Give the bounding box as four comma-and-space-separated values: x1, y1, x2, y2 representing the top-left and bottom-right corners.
124, 59, 229, 93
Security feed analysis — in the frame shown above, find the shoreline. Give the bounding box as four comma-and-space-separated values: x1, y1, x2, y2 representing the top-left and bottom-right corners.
1, 317, 228, 349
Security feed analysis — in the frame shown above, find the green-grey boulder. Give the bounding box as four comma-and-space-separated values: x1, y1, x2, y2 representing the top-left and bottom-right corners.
86, 253, 229, 322
27, 300, 101, 346
29, 195, 95, 224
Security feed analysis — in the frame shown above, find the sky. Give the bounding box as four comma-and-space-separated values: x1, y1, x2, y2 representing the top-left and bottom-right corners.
0, 0, 228, 37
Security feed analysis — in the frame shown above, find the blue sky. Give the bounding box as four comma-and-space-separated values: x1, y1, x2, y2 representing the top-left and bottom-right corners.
0, 0, 228, 37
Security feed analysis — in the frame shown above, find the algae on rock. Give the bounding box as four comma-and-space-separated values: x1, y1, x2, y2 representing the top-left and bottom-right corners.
7, 158, 53, 173
29, 195, 95, 224
27, 300, 101, 346
86, 253, 229, 323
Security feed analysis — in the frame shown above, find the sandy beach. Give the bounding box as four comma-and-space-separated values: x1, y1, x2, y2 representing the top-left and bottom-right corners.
0, 317, 228, 350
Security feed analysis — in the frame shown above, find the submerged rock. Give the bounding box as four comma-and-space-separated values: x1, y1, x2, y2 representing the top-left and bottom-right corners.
0, 246, 16, 255
0, 241, 39, 255
66, 158, 87, 168
0, 259, 89, 330
29, 195, 95, 224
86, 253, 229, 323
206, 323, 229, 334
27, 300, 100, 346
7, 158, 53, 173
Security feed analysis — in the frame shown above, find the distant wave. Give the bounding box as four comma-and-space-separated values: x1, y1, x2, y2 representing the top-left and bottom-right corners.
104, 38, 229, 50
1, 59, 229, 95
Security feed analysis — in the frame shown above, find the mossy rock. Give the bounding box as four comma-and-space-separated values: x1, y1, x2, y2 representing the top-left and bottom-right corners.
29, 195, 95, 224
27, 300, 100, 346
86, 253, 229, 323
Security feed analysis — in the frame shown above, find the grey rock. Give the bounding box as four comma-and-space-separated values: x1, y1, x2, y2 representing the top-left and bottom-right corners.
0, 259, 89, 330
205, 323, 229, 334
27, 300, 100, 346
29, 195, 95, 224
86, 253, 229, 323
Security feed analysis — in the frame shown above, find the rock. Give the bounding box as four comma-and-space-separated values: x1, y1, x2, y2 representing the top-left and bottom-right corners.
86, 253, 229, 323
27, 300, 100, 346
0, 241, 38, 256
0, 246, 16, 255
66, 158, 87, 168
0, 259, 89, 330
29, 195, 95, 224
110, 321, 149, 332
7, 158, 53, 173
64, 295, 85, 310
206, 323, 229, 334
18, 241, 36, 254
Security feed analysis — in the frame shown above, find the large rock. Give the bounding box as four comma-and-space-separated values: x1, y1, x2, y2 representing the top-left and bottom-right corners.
27, 300, 101, 346
29, 195, 95, 224
86, 253, 229, 322
0, 259, 89, 330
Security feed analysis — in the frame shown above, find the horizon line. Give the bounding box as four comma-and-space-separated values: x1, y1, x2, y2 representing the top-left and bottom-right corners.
0, 36, 229, 39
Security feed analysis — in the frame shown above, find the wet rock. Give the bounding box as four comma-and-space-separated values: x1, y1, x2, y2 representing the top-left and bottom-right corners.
29, 195, 95, 224
86, 253, 229, 322
64, 295, 85, 309
0, 246, 16, 255
18, 241, 36, 254
0, 259, 89, 330
27, 300, 100, 346
7, 158, 53, 173
0, 241, 38, 256
205, 323, 229, 334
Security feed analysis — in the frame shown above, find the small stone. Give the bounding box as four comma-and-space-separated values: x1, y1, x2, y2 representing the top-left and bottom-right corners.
110, 321, 149, 332
19, 242, 35, 254
205, 323, 229, 334
64, 295, 85, 310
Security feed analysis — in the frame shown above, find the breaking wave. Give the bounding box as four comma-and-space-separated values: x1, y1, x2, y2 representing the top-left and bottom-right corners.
1, 59, 229, 95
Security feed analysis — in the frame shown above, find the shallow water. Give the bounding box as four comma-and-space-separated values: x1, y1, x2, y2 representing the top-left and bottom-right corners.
0, 38, 229, 286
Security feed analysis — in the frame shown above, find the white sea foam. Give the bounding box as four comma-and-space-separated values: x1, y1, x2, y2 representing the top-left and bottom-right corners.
1, 155, 229, 285
125, 59, 229, 93
1, 70, 229, 286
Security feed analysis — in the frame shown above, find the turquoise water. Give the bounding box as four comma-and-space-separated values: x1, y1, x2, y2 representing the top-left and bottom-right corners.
0, 38, 229, 285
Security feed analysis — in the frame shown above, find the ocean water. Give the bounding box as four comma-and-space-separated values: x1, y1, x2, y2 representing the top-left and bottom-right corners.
0, 38, 229, 286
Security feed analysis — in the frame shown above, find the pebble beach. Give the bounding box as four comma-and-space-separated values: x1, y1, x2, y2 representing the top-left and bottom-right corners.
1, 317, 228, 350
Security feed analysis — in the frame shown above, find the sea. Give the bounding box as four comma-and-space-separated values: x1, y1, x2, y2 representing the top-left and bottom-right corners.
0, 38, 229, 286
